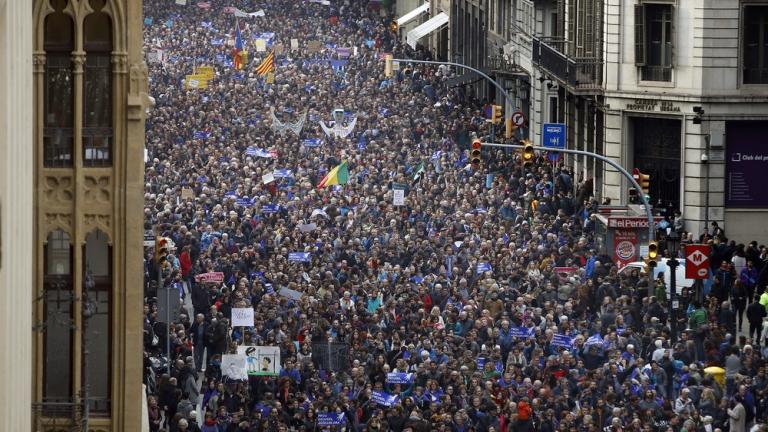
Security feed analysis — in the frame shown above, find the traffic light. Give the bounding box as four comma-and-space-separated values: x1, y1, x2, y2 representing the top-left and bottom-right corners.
522, 140, 534, 168
639, 172, 650, 196
505, 118, 517, 138
648, 241, 658, 260
155, 237, 169, 267
470, 138, 482, 169
628, 187, 638, 204
491, 105, 503, 125
384, 54, 393, 77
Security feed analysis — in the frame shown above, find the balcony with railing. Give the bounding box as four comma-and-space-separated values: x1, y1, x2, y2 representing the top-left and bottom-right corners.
532, 37, 603, 93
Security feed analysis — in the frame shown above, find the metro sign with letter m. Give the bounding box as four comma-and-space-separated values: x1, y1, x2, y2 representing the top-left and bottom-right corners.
684, 244, 711, 279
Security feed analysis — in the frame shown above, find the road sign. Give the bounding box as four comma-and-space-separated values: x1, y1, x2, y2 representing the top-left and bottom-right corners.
684, 244, 711, 279
542, 123, 566, 161
542, 123, 566, 149
511, 111, 526, 127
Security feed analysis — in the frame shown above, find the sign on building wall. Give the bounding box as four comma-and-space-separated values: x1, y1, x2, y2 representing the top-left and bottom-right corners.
726, 122, 768, 208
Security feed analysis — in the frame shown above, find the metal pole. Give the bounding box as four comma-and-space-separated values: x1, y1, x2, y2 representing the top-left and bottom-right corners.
392, 58, 516, 108
161, 266, 171, 367
481, 141, 655, 242
669, 257, 679, 344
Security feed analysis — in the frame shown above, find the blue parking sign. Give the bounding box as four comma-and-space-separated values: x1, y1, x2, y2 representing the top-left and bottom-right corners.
542, 123, 566, 161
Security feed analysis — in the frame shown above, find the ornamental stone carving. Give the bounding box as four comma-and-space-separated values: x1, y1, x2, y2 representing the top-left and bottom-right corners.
43, 213, 73, 234
43, 175, 74, 203
83, 175, 110, 203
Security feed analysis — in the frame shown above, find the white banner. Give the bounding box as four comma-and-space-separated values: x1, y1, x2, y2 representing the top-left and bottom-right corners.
237, 345, 281, 376
231, 307, 255, 327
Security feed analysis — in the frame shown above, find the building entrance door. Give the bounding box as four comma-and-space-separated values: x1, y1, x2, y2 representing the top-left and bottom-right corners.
632, 117, 681, 211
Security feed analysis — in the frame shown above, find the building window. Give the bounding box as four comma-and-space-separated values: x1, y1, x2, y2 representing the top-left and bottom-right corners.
83, 230, 112, 414
743, 5, 768, 84
43, 0, 74, 168
83, 0, 113, 167
43, 230, 73, 403
635, 3, 674, 82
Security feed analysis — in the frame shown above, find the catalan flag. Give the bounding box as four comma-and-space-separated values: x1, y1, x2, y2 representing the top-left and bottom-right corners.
317, 161, 349, 189
232, 18, 244, 70
255, 50, 275, 75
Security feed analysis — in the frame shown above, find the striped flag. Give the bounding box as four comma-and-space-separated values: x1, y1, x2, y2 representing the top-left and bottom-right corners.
255, 51, 275, 75
232, 18, 244, 70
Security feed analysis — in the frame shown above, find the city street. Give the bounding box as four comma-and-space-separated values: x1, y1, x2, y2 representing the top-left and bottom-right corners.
138, 1, 768, 432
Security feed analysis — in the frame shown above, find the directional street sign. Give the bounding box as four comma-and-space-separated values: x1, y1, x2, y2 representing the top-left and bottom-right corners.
684, 244, 711, 279
542, 123, 566, 162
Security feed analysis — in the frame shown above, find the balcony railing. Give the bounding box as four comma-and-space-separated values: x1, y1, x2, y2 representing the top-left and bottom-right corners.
486, 54, 522, 74
532, 37, 603, 91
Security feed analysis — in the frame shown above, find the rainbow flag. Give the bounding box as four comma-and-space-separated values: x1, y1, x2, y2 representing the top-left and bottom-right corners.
255, 51, 275, 75
317, 161, 349, 189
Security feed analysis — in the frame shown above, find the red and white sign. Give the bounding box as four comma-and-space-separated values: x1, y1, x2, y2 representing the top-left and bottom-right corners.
195, 272, 225, 283
684, 244, 711, 279
511, 111, 527, 127
613, 229, 638, 268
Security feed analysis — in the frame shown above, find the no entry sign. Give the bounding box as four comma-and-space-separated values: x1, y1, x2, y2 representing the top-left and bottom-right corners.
684, 244, 711, 279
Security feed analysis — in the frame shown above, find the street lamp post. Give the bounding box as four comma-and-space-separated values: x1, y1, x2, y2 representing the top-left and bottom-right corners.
666, 231, 681, 343
481, 141, 656, 242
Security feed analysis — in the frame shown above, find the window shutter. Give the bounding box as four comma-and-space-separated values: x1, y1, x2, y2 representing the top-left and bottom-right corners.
635, 4, 646, 66
669, 5, 675, 68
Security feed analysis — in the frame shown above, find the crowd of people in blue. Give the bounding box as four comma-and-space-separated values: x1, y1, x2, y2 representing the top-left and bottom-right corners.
141, 1, 768, 431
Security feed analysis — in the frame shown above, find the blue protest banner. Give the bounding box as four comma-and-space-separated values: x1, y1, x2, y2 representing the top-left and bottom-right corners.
273, 169, 293, 178
236, 198, 252, 207
551, 334, 574, 349
386, 373, 414, 384
371, 390, 398, 407
510, 326, 535, 339
302, 138, 323, 147
585, 333, 603, 346
288, 252, 311, 262
317, 412, 346, 426
262, 204, 279, 214
476, 262, 492, 274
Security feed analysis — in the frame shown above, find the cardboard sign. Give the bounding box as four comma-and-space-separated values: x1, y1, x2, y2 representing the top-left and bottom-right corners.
255, 39, 267, 52
290, 39, 299, 50
195, 65, 215, 80
181, 187, 194, 199
306, 40, 323, 54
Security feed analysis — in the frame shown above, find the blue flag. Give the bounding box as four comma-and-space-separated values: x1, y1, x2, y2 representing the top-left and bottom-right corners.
144, 17, 154, 26
288, 252, 311, 262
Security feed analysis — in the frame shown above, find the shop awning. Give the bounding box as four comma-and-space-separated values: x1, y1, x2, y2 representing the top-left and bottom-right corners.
406, 12, 449, 49
396, 2, 430, 26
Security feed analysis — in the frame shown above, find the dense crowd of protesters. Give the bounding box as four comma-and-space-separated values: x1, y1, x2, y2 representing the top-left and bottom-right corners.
141, 1, 768, 431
